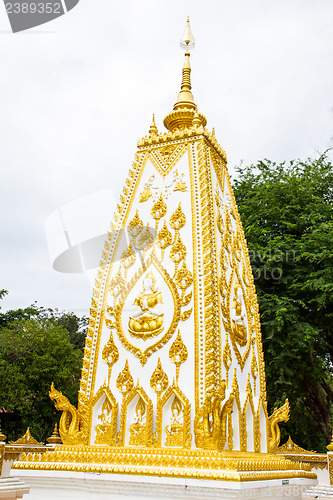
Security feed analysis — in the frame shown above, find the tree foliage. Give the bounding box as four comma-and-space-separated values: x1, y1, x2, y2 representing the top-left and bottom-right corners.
0, 304, 86, 442
233, 153, 333, 452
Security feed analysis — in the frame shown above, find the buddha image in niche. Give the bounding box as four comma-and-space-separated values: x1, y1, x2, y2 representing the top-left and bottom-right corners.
128, 271, 164, 340
231, 283, 248, 347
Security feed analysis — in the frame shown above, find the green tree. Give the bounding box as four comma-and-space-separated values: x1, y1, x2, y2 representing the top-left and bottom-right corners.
0, 305, 86, 441
233, 153, 333, 452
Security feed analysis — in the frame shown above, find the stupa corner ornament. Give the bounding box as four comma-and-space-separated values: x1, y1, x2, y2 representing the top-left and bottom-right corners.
13, 18, 315, 483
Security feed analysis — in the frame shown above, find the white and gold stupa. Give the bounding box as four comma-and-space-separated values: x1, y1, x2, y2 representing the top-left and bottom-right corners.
14, 19, 316, 498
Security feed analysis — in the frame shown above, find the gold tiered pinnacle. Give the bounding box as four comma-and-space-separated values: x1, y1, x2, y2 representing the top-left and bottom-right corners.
164, 18, 206, 131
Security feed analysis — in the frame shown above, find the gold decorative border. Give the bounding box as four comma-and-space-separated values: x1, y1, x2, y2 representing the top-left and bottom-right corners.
149, 143, 187, 177
197, 140, 220, 396
14, 446, 316, 482
188, 140, 203, 413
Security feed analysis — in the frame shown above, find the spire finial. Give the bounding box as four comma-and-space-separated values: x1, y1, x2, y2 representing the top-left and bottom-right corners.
149, 114, 158, 136
180, 17, 195, 51
163, 18, 207, 132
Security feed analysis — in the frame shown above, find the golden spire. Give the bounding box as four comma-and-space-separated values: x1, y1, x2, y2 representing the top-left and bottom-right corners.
164, 18, 207, 132
149, 114, 158, 135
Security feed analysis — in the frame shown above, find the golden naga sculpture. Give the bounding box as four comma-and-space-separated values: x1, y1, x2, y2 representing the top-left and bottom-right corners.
128, 272, 164, 339
194, 381, 234, 451
49, 383, 87, 445
267, 399, 290, 453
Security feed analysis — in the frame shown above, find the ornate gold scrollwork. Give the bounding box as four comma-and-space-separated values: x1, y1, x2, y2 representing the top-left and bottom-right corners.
116, 360, 134, 396
102, 333, 119, 384
169, 330, 188, 385
156, 221, 172, 261
150, 358, 169, 395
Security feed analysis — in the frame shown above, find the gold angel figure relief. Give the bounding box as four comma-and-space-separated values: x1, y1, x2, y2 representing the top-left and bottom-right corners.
166, 170, 187, 192
165, 397, 184, 447
139, 175, 157, 202
128, 272, 164, 340
129, 398, 147, 446
231, 283, 247, 347
95, 399, 114, 445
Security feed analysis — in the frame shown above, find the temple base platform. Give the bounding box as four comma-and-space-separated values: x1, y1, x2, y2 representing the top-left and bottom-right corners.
11, 446, 317, 499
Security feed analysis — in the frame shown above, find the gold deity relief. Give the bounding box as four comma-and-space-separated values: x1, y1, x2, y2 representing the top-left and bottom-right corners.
120, 384, 153, 447
128, 271, 164, 341
165, 397, 185, 446
165, 169, 187, 194
227, 275, 255, 370
139, 175, 158, 203
106, 256, 182, 365
231, 282, 248, 348
129, 397, 147, 446
155, 384, 191, 448
93, 386, 118, 446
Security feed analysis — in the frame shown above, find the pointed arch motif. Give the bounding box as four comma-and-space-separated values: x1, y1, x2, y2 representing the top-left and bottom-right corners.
242, 378, 255, 452
119, 384, 153, 447
256, 397, 269, 453
155, 383, 191, 448
92, 385, 118, 446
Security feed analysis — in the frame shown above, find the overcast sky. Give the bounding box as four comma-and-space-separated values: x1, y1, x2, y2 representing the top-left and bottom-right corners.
0, 0, 332, 317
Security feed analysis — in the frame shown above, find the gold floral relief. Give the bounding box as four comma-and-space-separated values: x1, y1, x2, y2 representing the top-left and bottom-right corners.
150, 358, 169, 395
116, 360, 134, 396
169, 330, 188, 385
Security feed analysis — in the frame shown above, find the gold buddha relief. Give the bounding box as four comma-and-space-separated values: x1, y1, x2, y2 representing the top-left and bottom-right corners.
129, 398, 147, 446
128, 271, 164, 340
165, 397, 184, 447
231, 283, 247, 347
95, 399, 114, 445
